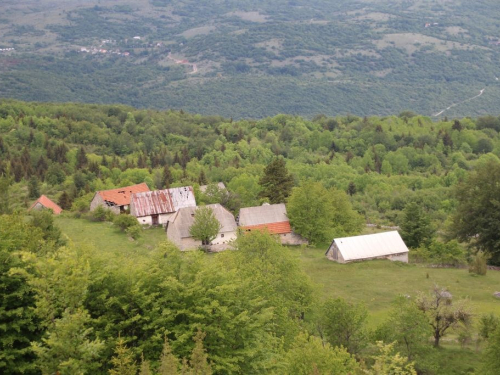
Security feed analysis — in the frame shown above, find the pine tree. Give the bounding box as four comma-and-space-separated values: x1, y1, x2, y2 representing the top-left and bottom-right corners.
58, 191, 72, 210
198, 170, 208, 185
28, 176, 40, 199
162, 165, 173, 189
259, 158, 294, 204
139, 354, 152, 375
188, 330, 212, 375
158, 335, 179, 375
76, 146, 88, 169
109, 338, 137, 375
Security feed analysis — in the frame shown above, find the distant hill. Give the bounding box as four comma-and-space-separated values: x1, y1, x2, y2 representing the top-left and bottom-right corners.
1, 0, 500, 118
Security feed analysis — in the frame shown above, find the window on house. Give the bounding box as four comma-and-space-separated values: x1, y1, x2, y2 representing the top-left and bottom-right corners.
221, 234, 224, 238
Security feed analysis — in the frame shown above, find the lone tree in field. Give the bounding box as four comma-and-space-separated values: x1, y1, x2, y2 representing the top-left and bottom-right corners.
450, 158, 500, 265
259, 158, 294, 204
416, 285, 472, 347
400, 202, 434, 248
189, 206, 222, 246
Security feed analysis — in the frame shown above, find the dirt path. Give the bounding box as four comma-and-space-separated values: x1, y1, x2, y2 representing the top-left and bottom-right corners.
167, 52, 198, 74
432, 88, 485, 117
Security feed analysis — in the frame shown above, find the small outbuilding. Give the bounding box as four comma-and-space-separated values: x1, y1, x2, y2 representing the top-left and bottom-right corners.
238, 203, 307, 245
166, 203, 237, 251
130, 186, 196, 226
325, 231, 409, 263
29, 195, 63, 215
90, 183, 150, 214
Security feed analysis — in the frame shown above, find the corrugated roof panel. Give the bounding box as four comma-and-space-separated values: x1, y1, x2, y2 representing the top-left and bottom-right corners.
239, 203, 288, 226
131, 187, 196, 217
334, 231, 409, 261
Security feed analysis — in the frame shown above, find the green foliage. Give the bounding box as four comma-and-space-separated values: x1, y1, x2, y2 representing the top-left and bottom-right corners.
481, 325, 500, 375
109, 338, 137, 375
318, 298, 368, 355
0, 176, 11, 214
288, 181, 363, 244
259, 158, 294, 204
367, 341, 417, 375
126, 224, 141, 240
0, 215, 42, 375
30, 209, 66, 248
450, 159, 500, 264
478, 314, 500, 340
374, 296, 433, 371
27, 176, 40, 199
410, 240, 466, 266
469, 251, 490, 275
283, 332, 359, 375
189, 206, 222, 246
32, 308, 104, 375
113, 214, 139, 232
90, 205, 111, 222
400, 202, 435, 249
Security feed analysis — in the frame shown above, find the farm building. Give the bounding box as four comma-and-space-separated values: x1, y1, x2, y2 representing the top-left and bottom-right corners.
238, 203, 307, 245
130, 186, 196, 226
325, 231, 409, 263
90, 183, 150, 214
166, 204, 237, 251
29, 195, 63, 215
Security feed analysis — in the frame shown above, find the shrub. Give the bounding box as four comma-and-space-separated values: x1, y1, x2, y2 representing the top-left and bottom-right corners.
469, 251, 489, 276
126, 225, 141, 240
89, 206, 108, 222
113, 214, 138, 232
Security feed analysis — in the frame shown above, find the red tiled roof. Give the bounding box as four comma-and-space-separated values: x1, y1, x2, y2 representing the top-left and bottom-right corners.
29, 195, 63, 215
241, 221, 292, 235
98, 183, 150, 207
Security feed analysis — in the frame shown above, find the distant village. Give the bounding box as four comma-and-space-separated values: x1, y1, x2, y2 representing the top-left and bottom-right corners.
30, 182, 410, 264
78, 36, 164, 57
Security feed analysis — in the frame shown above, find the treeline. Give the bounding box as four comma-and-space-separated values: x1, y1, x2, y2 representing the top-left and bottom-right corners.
1, 99, 500, 221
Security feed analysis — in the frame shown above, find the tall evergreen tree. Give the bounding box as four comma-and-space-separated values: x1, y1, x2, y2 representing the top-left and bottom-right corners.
259, 158, 294, 204
27, 176, 40, 199
76, 146, 88, 169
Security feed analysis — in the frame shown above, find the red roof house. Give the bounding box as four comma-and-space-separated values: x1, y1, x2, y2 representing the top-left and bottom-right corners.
238, 203, 307, 245
29, 195, 63, 215
90, 183, 150, 213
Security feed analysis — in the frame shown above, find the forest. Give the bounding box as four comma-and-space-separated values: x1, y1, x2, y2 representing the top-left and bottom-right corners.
2, 99, 500, 373
1, 0, 500, 118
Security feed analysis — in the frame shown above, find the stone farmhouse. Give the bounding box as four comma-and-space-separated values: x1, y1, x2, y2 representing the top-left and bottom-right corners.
325, 231, 409, 263
166, 203, 237, 251
29, 195, 63, 215
238, 203, 307, 245
130, 186, 196, 226
90, 183, 150, 214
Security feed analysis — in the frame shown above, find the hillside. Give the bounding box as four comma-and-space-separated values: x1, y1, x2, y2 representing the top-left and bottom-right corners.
1, 0, 500, 118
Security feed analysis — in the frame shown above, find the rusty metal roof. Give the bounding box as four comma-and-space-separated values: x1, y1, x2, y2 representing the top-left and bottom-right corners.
131, 186, 196, 217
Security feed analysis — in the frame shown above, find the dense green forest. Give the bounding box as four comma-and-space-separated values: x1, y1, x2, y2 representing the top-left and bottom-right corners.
1, 0, 500, 117
2, 100, 500, 373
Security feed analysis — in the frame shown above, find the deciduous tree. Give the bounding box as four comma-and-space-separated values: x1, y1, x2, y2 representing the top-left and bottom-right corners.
189, 206, 221, 246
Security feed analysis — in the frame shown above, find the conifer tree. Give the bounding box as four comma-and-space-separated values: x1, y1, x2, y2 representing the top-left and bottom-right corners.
139, 354, 152, 375
28, 176, 40, 199
109, 338, 137, 375
76, 146, 88, 169
259, 157, 294, 203
188, 330, 212, 375
159, 335, 179, 375
58, 191, 72, 210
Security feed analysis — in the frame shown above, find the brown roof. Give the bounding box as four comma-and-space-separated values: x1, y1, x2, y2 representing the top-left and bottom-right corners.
241, 221, 292, 235
98, 183, 150, 207
29, 195, 63, 215
131, 187, 196, 217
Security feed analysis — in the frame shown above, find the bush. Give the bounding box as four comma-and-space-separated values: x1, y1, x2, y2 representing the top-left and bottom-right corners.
410, 240, 466, 266
126, 225, 141, 240
113, 214, 138, 231
469, 251, 489, 275
89, 206, 108, 222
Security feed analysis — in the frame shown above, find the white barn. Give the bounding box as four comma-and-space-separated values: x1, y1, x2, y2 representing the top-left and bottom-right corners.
325, 231, 409, 263
166, 204, 237, 251
130, 186, 196, 226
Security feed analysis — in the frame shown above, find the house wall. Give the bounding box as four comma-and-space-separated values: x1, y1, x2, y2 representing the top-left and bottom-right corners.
326, 243, 341, 262
136, 213, 175, 226
90, 194, 120, 214
211, 231, 237, 246
280, 232, 308, 246
388, 253, 409, 263
31, 202, 45, 211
